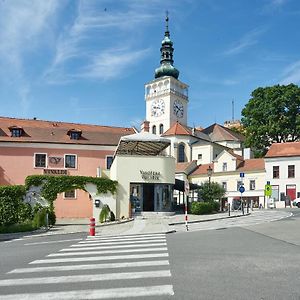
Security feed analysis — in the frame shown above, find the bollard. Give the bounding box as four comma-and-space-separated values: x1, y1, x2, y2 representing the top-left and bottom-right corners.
242, 202, 244, 215
185, 203, 189, 231
228, 203, 230, 216
89, 217, 95, 236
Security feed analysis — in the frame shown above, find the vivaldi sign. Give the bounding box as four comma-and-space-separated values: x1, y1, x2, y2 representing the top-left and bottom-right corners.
140, 170, 161, 181
44, 169, 68, 175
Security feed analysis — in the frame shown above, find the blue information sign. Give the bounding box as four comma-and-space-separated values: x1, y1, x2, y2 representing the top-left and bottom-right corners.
239, 185, 245, 193
240, 172, 245, 178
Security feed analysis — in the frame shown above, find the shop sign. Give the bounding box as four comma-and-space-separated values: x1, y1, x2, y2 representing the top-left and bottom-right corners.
140, 170, 161, 181
44, 169, 68, 175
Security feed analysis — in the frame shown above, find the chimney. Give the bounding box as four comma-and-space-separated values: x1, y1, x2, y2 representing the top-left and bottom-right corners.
141, 120, 150, 132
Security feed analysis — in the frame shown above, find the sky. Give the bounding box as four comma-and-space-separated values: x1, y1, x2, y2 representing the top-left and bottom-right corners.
0, 0, 300, 130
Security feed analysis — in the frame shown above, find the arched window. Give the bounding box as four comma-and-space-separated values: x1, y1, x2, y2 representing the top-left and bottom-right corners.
159, 124, 164, 134
178, 143, 185, 162
152, 125, 156, 134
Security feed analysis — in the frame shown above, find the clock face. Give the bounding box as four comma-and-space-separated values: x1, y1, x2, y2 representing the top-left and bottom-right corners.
173, 100, 184, 118
151, 99, 165, 117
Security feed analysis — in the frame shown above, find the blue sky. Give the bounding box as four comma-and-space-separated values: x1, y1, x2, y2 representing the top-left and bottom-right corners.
0, 0, 300, 129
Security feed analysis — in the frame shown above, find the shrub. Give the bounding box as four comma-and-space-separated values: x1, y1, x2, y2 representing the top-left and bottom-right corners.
32, 207, 48, 228
190, 201, 220, 215
99, 204, 111, 223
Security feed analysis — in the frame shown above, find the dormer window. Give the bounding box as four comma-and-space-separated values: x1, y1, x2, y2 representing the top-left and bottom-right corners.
9, 126, 23, 137
67, 129, 82, 140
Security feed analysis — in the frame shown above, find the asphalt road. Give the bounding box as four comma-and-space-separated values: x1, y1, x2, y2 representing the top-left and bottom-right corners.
0, 209, 299, 299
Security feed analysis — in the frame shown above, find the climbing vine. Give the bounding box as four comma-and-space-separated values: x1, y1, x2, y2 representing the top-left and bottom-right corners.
25, 175, 118, 203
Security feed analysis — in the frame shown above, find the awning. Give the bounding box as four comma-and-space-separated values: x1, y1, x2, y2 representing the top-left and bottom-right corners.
115, 132, 170, 156
174, 179, 200, 192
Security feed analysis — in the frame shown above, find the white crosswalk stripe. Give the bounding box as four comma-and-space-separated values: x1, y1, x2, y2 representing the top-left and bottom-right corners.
1, 233, 174, 299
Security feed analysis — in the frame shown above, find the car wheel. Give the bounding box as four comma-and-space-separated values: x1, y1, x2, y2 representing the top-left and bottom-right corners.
297, 202, 300, 208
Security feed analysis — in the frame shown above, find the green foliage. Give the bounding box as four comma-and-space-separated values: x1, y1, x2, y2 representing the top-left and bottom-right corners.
197, 181, 225, 202
18, 202, 33, 223
32, 207, 48, 228
25, 175, 118, 203
0, 186, 27, 226
0, 222, 36, 234
241, 84, 300, 157
190, 201, 219, 215
99, 204, 111, 223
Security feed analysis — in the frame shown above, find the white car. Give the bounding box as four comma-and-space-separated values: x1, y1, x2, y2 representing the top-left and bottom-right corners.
292, 198, 300, 208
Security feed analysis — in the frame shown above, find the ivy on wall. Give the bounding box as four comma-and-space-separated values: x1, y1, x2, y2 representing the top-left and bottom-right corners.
25, 175, 118, 203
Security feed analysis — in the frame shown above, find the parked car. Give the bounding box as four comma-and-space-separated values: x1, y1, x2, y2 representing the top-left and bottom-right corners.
292, 198, 300, 208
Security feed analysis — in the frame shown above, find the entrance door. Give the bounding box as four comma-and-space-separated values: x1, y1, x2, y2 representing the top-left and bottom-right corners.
143, 184, 154, 211
286, 185, 296, 201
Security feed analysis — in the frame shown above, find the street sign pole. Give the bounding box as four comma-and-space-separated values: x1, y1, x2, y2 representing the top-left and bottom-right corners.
184, 180, 189, 231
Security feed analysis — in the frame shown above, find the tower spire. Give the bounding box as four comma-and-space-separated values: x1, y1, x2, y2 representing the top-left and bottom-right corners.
154, 13, 179, 79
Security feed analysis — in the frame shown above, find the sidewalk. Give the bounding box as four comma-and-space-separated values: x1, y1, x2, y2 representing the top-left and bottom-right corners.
0, 209, 291, 240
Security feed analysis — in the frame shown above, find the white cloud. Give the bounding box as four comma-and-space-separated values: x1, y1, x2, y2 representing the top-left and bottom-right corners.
223, 28, 267, 56
280, 60, 300, 84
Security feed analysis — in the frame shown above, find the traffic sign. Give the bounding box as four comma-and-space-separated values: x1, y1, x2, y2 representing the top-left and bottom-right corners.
240, 172, 245, 178
264, 184, 272, 196
239, 185, 245, 193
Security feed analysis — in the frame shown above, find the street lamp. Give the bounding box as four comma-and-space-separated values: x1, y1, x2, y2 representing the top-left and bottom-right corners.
207, 165, 213, 201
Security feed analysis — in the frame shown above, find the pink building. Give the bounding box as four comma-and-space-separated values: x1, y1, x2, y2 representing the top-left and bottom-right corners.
0, 117, 135, 218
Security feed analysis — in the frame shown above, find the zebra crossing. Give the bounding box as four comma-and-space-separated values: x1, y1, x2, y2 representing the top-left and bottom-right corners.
0, 233, 174, 299
172, 210, 292, 232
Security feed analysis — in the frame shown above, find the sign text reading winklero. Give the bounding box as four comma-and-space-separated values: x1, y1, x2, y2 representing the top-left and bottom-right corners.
140, 170, 161, 180
44, 169, 68, 175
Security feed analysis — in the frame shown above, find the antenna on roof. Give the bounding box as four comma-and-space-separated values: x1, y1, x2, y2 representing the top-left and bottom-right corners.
232, 99, 234, 121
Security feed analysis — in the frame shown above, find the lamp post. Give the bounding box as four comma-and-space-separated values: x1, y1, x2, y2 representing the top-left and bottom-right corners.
207, 165, 213, 202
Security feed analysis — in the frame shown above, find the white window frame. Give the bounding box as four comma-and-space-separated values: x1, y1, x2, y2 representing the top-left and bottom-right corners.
64, 154, 77, 169
63, 189, 77, 199
249, 180, 256, 191
34, 153, 47, 168
222, 162, 227, 172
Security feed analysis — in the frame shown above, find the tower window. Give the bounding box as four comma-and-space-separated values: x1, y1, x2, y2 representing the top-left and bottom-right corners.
152, 125, 156, 134
159, 124, 164, 134
178, 143, 185, 163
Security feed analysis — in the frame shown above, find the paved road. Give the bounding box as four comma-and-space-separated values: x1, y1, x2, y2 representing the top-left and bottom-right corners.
0, 209, 299, 299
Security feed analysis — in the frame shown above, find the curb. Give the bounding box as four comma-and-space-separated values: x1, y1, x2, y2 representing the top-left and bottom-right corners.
168, 213, 251, 226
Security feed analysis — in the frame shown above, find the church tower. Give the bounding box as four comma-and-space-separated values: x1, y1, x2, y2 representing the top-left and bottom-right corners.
145, 13, 189, 135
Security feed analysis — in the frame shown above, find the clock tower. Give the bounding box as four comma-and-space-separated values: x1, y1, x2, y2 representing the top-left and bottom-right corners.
145, 13, 189, 135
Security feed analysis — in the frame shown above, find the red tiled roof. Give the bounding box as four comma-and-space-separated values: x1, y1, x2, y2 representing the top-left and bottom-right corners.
265, 142, 300, 158
189, 163, 214, 176
201, 123, 245, 142
0, 116, 135, 146
162, 121, 192, 136
237, 159, 265, 171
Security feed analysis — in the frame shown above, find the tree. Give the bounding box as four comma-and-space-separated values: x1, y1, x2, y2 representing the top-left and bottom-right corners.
241, 84, 300, 157
198, 181, 226, 202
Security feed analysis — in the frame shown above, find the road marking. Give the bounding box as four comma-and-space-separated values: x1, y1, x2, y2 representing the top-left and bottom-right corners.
59, 242, 167, 251
47, 247, 167, 257
8, 260, 170, 274
0, 270, 171, 286
24, 238, 82, 246
30, 252, 169, 264
87, 233, 165, 240
79, 236, 166, 244
0, 285, 174, 299
73, 238, 166, 247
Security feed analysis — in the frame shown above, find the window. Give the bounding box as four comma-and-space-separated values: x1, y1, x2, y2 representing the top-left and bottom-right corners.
159, 124, 164, 134
249, 180, 255, 190
273, 166, 279, 178
237, 181, 243, 191
222, 162, 227, 172
178, 144, 185, 163
222, 182, 227, 191
198, 154, 202, 160
70, 132, 80, 140
288, 165, 295, 178
65, 154, 76, 169
35, 153, 47, 168
11, 128, 22, 137
152, 125, 156, 134
106, 156, 113, 170
64, 190, 76, 199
